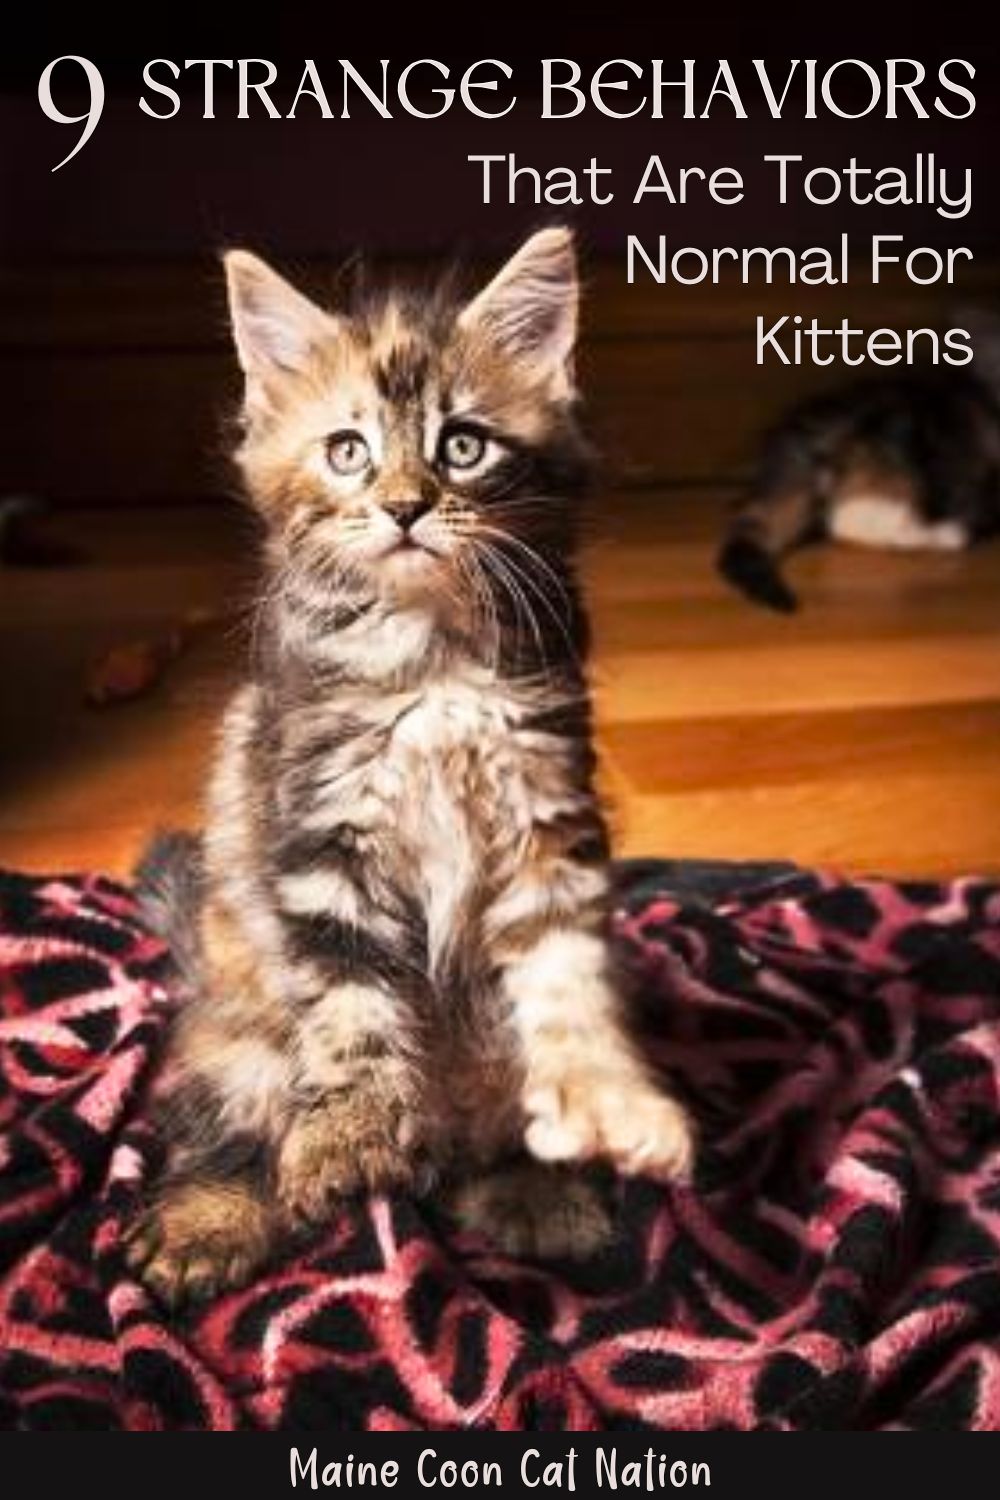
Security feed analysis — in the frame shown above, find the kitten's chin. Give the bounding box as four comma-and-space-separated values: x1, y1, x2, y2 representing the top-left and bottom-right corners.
377, 544, 450, 606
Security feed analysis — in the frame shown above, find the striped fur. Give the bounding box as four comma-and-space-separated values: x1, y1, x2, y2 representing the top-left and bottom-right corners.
126, 230, 692, 1304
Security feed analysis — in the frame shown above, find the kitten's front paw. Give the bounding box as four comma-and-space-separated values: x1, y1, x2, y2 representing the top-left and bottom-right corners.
124, 1180, 275, 1306
523, 1071, 694, 1183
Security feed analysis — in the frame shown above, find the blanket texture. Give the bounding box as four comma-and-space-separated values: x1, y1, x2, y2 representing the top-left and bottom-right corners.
1, 863, 1000, 1431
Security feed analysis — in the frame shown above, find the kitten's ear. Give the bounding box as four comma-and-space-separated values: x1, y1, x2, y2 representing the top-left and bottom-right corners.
458, 228, 578, 395
223, 250, 338, 407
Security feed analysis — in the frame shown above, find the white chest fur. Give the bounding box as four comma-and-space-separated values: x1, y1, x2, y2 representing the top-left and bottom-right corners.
301, 671, 549, 972
391, 677, 530, 965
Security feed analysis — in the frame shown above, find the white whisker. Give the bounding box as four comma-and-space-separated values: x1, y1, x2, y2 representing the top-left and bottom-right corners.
470, 537, 552, 672
472, 524, 582, 669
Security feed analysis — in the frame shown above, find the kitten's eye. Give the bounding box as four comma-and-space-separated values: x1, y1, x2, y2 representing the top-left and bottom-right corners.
327, 431, 370, 476
440, 427, 487, 471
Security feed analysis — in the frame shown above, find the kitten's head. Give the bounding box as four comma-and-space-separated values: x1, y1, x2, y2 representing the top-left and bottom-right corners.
224, 230, 590, 615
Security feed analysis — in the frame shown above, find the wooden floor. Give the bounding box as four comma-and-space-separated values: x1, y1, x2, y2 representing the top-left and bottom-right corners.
2, 492, 999, 880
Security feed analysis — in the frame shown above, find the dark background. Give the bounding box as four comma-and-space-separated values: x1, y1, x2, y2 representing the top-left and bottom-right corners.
2, 5, 998, 503
5, 11, 998, 258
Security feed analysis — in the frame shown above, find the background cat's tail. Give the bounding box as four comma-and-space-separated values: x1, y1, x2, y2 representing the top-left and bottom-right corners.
717, 528, 799, 614
717, 406, 831, 613
133, 829, 203, 989
716, 491, 818, 614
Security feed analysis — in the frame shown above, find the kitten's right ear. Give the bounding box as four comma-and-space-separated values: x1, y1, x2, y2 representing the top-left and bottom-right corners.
223, 250, 337, 407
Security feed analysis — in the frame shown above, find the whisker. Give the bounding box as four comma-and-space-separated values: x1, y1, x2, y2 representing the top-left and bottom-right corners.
498, 550, 577, 669
472, 524, 582, 669
464, 540, 503, 669
466, 541, 505, 672
458, 544, 501, 673
470, 537, 551, 672
475, 523, 574, 612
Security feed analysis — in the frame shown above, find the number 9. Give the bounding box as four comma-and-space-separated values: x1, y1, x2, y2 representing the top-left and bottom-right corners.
38, 56, 105, 171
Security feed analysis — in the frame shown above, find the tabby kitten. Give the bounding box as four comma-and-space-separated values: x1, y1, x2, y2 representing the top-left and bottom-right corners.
126, 229, 693, 1304
718, 314, 1000, 612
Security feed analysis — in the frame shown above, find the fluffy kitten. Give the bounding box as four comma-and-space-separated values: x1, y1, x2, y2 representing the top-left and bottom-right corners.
718, 313, 1000, 612
126, 229, 693, 1304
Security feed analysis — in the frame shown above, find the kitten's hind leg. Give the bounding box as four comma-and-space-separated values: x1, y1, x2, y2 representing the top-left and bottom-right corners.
125, 898, 296, 1305
447, 1159, 613, 1260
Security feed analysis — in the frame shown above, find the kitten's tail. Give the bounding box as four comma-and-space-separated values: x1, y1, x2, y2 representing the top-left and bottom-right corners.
132, 829, 203, 989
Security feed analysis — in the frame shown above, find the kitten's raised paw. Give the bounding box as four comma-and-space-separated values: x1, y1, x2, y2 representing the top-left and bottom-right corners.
524, 1073, 694, 1183
124, 1180, 275, 1306
449, 1162, 613, 1260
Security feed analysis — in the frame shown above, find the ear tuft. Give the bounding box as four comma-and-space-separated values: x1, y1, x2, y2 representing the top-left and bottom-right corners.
223, 250, 337, 394
458, 228, 578, 391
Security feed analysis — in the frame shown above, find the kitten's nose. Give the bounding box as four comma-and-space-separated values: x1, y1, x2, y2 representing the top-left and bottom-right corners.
386, 498, 434, 532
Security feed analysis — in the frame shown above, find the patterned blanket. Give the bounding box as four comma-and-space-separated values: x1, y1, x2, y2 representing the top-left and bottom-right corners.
2, 863, 1000, 1431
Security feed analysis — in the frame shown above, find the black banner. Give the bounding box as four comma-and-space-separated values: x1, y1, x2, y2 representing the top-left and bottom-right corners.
8, 1434, 990, 1493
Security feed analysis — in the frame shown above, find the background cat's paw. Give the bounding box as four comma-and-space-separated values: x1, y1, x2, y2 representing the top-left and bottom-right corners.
524, 1075, 694, 1183
123, 1180, 274, 1305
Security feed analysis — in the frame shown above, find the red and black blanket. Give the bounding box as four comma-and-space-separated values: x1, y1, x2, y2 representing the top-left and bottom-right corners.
2, 862, 1000, 1431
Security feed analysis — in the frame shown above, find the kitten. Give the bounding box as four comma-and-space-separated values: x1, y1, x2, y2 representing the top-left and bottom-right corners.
125, 229, 693, 1304
718, 313, 1000, 612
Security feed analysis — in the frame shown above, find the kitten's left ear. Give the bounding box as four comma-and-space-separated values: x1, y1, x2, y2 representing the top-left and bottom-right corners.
458, 228, 578, 396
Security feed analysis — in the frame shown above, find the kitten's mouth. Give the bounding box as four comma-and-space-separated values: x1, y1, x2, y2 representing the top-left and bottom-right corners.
379, 535, 449, 600
386, 535, 441, 561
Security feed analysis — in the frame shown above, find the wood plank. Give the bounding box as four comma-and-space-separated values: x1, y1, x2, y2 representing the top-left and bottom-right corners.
601, 700, 1000, 793
593, 634, 1000, 722
615, 769, 1000, 877
1, 491, 998, 882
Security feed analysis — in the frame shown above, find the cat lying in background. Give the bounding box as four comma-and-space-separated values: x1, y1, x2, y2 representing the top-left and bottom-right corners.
125, 229, 693, 1305
718, 311, 1000, 612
